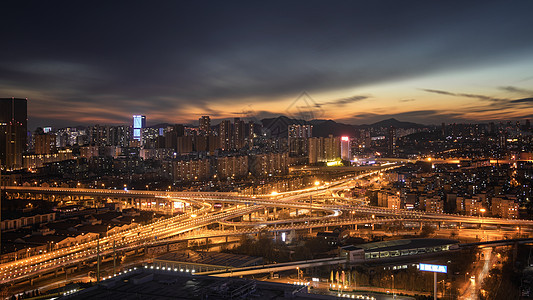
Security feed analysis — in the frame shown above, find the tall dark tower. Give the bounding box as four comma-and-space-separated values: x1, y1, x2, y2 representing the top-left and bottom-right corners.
219, 120, 231, 151
388, 126, 396, 157
0, 98, 28, 170
233, 118, 245, 150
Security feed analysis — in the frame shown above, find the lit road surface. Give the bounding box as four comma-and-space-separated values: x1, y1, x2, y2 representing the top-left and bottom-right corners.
0, 167, 396, 286
460, 248, 494, 300
266, 278, 416, 300
0, 203, 259, 285
1, 163, 532, 289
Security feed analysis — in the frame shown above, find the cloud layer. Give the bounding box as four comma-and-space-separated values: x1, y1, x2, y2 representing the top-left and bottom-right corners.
1, 1, 533, 127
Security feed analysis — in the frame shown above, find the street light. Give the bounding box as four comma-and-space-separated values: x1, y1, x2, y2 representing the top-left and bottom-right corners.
479, 208, 486, 240
391, 274, 396, 299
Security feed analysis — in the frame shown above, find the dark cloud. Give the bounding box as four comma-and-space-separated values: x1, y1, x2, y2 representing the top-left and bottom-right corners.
420, 89, 504, 102
1, 1, 533, 127
343, 110, 468, 125
510, 97, 533, 104
399, 99, 415, 103
317, 95, 370, 107
499, 86, 533, 94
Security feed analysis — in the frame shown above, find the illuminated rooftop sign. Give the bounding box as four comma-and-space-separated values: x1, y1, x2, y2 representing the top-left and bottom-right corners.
326, 160, 343, 167
419, 263, 447, 273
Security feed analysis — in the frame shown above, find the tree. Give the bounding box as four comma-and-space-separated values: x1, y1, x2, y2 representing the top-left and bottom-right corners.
419, 225, 435, 237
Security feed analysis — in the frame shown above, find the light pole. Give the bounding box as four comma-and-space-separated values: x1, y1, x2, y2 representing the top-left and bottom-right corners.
310, 181, 319, 233
479, 208, 486, 241
96, 238, 100, 283
391, 274, 396, 299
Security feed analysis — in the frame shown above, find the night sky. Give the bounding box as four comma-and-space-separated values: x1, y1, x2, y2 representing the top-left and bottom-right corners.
2, 1, 533, 128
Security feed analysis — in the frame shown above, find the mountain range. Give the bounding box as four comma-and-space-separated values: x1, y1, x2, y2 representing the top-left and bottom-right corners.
260, 116, 427, 138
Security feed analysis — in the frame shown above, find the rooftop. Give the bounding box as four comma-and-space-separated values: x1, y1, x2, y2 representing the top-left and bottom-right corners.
156, 250, 263, 268
348, 238, 459, 253
63, 268, 335, 300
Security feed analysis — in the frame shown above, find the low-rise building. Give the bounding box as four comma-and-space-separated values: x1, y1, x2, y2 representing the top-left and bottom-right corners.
491, 197, 519, 219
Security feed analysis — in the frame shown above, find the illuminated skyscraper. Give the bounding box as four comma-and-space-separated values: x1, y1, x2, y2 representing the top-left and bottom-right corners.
132, 115, 146, 142
340, 136, 350, 160
0, 98, 27, 170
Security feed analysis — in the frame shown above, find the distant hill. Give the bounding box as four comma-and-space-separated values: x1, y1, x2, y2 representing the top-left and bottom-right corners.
364, 118, 425, 129
308, 119, 357, 137
260, 116, 308, 137
261, 117, 425, 137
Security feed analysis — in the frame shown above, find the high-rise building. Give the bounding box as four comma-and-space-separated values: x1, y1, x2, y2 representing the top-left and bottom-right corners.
132, 115, 146, 142
233, 118, 245, 150
34, 133, 56, 155
324, 135, 340, 161
216, 155, 249, 179
288, 125, 312, 138
199, 116, 211, 136
164, 124, 185, 151
288, 125, 312, 157
219, 120, 231, 151
0, 98, 27, 170
308, 137, 320, 164
388, 126, 396, 156
340, 136, 350, 161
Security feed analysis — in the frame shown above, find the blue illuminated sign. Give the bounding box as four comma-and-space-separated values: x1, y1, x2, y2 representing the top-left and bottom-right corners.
419, 263, 447, 273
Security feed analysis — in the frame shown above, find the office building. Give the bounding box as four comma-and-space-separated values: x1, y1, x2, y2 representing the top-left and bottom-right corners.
132, 115, 146, 142
340, 136, 350, 160
0, 98, 27, 170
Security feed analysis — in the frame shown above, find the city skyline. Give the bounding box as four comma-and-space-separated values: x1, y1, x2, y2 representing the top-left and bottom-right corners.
2, 1, 533, 129
1, 3, 532, 298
